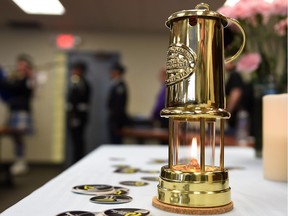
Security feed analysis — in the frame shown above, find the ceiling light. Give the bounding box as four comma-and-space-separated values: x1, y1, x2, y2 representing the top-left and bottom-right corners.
12, 0, 65, 15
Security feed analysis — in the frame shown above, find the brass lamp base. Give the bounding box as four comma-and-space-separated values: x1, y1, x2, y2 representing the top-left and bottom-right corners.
152, 197, 233, 215
155, 165, 232, 210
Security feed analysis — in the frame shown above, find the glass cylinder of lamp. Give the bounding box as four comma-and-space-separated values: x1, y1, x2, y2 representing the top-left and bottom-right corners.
169, 118, 219, 173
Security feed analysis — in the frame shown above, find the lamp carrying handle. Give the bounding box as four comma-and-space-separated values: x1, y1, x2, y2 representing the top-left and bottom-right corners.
225, 18, 246, 63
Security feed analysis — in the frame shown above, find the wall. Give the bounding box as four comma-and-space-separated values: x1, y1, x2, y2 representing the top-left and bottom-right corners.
0, 29, 169, 162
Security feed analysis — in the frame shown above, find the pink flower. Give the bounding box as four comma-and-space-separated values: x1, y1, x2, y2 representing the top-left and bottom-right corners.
253, 0, 273, 24
275, 18, 288, 36
218, 6, 236, 19
236, 53, 262, 73
218, 2, 257, 19
218, 0, 282, 24
234, 2, 256, 19
271, 0, 288, 16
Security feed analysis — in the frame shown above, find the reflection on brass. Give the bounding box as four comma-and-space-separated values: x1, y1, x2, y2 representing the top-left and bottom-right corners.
162, 7, 228, 118
161, 4, 245, 120
220, 119, 225, 170
157, 165, 231, 207
200, 118, 205, 172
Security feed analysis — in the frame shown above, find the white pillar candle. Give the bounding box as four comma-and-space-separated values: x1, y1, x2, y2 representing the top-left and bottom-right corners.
263, 94, 287, 181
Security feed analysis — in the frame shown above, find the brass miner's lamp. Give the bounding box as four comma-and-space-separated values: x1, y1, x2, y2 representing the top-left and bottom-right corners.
152, 3, 245, 215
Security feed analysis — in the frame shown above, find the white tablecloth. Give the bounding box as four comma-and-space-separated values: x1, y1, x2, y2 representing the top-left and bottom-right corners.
1, 145, 287, 216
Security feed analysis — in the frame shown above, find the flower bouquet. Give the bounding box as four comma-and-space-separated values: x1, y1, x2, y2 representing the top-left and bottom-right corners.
218, 0, 287, 93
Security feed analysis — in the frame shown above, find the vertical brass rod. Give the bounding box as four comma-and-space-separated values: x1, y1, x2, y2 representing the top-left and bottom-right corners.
220, 119, 225, 170
175, 119, 178, 165
200, 118, 205, 172
168, 118, 174, 168
211, 121, 216, 167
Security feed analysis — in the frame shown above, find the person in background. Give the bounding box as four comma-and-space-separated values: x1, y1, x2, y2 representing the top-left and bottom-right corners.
224, 27, 252, 137
0, 54, 35, 175
151, 67, 168, 129
225, 61, 245, 134
67, 62, 91, 163
107, 62, 129, 144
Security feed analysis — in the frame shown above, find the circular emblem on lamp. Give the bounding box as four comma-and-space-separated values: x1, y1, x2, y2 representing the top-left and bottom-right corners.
166, 44, 196, 85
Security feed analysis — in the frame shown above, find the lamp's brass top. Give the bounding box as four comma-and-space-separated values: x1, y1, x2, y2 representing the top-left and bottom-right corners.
161, 3, 245, 119
166, 3, 228, 28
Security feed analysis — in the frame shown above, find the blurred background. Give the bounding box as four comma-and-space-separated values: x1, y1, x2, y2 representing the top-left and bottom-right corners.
0, 0, 286, 212
0, 0, 226, 164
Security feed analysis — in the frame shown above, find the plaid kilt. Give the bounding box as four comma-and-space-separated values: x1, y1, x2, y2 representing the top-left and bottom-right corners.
7, 111, 33, 133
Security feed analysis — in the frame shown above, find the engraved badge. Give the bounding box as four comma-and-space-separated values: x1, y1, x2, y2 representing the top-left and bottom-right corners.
166, 44, 196, 85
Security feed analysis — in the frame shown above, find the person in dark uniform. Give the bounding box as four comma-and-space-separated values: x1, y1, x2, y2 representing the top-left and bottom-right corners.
224, 27, 251, 136
107, 63, 129, 144
225, 61, 245, 133
67, 62, 91, 163
0, 54, 34, 175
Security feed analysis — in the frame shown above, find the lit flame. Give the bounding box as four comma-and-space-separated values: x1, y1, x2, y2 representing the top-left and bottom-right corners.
191, 137, 198, 160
